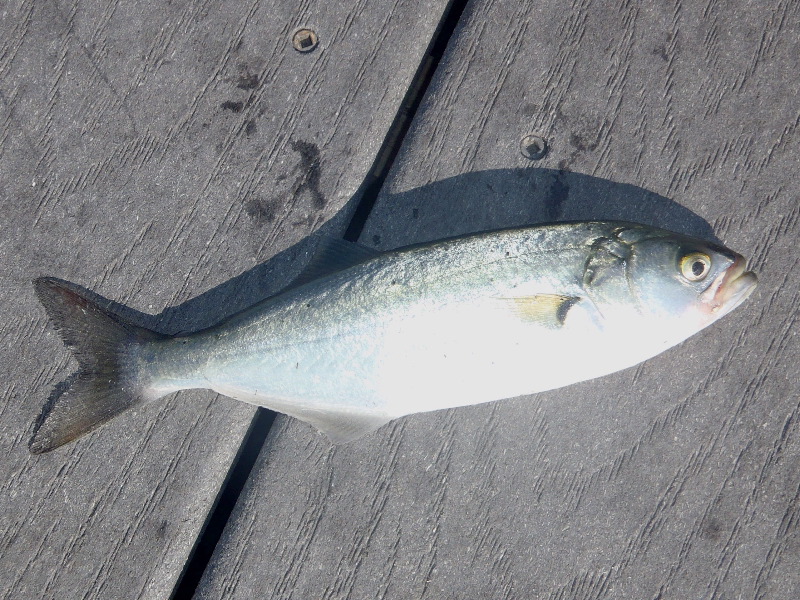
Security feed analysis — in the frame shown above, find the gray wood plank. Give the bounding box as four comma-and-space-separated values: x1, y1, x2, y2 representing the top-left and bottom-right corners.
196, 0, 800, 599
0, 0, 449, 598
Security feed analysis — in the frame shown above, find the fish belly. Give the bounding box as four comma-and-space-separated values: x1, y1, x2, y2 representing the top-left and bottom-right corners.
373, 301, 607, 415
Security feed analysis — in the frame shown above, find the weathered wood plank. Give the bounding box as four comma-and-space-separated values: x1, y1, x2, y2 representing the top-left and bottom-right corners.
0, 0, 449, 598
196, 0, 800, 598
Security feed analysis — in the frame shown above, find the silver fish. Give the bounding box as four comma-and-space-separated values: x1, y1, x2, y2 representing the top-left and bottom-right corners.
30, 221, 757, 453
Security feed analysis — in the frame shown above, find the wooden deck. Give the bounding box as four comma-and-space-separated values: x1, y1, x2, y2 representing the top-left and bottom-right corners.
2, 0, 798, 598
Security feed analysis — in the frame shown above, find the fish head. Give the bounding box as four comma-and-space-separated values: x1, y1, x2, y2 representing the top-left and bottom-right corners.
584, 225, 757, 344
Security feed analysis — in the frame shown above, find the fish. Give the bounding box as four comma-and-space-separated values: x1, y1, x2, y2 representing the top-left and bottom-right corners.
29, 221, 757, 453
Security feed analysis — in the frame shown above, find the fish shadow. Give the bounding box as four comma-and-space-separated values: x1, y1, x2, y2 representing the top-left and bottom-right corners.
46, 168, 717, 339
366, 168, 717, 249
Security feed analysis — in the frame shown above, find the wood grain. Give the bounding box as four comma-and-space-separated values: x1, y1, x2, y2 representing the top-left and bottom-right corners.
196, 0, 800, 598
0, 0, 449, 598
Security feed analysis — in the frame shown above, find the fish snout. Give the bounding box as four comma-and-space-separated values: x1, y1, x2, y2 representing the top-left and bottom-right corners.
701, 254, 757, 316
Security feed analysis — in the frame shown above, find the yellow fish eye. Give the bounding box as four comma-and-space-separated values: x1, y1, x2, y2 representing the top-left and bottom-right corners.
680, 252, 712, 281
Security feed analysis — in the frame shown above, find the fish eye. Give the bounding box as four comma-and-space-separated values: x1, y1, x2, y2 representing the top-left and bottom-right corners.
680, 252, 712, 281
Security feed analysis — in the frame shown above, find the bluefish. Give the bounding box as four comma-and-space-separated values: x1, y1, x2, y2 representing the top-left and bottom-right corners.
30, 221, 757, 453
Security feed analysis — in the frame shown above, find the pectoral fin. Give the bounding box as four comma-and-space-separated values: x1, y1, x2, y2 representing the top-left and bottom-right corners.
499, 294, 579, 328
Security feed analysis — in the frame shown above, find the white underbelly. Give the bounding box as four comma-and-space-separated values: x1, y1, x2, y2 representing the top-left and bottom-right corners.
203, 299, 670, 419
373, 300, 674, 416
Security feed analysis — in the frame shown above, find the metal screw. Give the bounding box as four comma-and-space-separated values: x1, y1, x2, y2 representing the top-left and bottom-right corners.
520, 134, 548, 160
292, 28, 318, 53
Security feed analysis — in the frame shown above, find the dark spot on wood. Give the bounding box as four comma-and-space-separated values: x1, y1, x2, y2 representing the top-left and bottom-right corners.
522, 102, 538, 117
156, 519, 169, 540
653, 44, 669, 61
412, 208, 419, 219
221, 100, 243, 113
546, 170, 569, 220
289, 140, 326, 209
702, 518, 724, 541
653, 32, 674, 61
244, 119, 257, 136
372, 234, 381, 245
245, 197, 276, 224
569, 133, 598, 152
237, 73, 259, 90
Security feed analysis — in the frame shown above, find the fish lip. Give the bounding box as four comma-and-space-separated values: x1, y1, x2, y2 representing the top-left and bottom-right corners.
707, 255, 757, 315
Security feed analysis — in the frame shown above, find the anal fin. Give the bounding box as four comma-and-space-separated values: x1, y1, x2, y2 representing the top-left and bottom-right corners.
306, 410, 392, 444
213, 384, 392, 444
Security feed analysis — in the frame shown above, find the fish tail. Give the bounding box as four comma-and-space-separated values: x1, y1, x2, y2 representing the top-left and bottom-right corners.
30, 277, 165, 454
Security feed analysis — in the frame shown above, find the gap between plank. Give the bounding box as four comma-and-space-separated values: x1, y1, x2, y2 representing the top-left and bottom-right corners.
170, 1, 471, 597
344, 0, 470, 242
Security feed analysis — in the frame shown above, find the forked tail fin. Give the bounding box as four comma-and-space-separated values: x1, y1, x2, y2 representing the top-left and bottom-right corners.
30, 277, 164, 454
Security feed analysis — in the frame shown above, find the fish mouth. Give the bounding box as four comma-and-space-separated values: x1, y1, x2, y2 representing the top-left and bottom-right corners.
704, 255, 757, 315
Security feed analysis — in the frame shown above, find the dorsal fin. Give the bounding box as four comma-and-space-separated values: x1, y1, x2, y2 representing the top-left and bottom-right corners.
293, 237, 380, 287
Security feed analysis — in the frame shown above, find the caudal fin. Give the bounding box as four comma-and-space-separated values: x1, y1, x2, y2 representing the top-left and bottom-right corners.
30, 278, 164, 454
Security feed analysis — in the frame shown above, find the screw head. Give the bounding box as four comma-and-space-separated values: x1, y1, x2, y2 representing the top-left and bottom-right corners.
292, 28, 318, 53
520, 134, 548, 160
